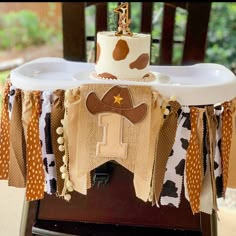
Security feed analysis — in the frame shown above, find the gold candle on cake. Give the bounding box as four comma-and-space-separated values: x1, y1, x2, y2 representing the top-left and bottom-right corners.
114, 2, 133, 36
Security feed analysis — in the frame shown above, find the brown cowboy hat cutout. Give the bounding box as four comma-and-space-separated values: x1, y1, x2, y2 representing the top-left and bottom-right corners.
86, 85, 147, 124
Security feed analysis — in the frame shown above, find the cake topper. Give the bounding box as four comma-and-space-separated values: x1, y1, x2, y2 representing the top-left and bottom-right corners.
114, 2, 133, 36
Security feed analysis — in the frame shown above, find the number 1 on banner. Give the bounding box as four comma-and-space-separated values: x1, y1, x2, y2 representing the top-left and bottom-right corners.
96, 113, 128, 158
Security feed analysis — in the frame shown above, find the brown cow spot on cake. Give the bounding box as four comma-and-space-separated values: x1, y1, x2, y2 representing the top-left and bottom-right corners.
130, 53, 149, 70
113, 39, 129, 61
98, 73, 117, 80
143, 73, 150, 78
96, 43, 101, 63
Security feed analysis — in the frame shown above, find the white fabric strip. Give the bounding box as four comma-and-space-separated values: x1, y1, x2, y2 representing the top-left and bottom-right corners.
8, 85, 16, 119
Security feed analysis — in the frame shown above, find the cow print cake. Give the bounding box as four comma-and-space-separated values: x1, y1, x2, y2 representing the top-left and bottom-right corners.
95, 31, 154, 81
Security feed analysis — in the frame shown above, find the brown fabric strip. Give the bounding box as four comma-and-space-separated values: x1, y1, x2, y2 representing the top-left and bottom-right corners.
26, 91, 45, 201
22, 91, 33, 143
186, 107, 203, 214
227, 98, 236, 188
205, 105, 218, 211
8, 89, 26, 187
0, 80, 11, 179
153, 100, 181, 204
196, 108, 204, 180
50, 89, 65, 195
221, 101, 233, 197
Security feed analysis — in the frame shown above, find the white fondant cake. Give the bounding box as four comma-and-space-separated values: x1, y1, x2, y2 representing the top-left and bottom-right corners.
95, 31, 151, 81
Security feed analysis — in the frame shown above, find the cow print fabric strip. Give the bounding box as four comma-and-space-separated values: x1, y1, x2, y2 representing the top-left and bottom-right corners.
39, 91, 57, 194
214, 105, 223, 198
154, 101, 181, 205
8, 85, 16, 120
161, 106, 191, 207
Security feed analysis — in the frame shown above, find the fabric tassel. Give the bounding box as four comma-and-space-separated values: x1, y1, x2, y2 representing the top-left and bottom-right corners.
148, 91, 165, 205
198, 106, 218, 214
50, 90, 65, 195
227, 98, 236, 188
221, 101, 233, 197
39, 91, 57, 194
25, 91, 45, 201
153, 100, 181, 205
214, 105, 223, 197
186, 107, 203, 214
0, 80, 11, 179
57, 117, 73, 201
160, 106, 191, 207
8, 89, 26, 187
59, 90, 75, 201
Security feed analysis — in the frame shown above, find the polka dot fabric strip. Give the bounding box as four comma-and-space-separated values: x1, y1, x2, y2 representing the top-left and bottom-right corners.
221, 101, 233, 197
50, 90, 65, 195
186, 107, 202, 214
0, 80, 11, 179
26, 91, 45, 201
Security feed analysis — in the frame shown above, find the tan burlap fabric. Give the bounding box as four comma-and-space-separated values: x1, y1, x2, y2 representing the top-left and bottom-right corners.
50, 90, 65, 195
227, 98, 236, 188
67, 84, 162, 202
0, 80, 11, 179
221, 101, 233, 197
8, 89, 26, 187
22, 91, 33, 143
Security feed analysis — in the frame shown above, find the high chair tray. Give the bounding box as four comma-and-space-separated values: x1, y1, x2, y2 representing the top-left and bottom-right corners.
10, 57, 236, 106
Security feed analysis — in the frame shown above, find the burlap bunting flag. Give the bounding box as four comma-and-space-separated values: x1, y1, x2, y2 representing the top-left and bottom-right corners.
67, 84, 162, 202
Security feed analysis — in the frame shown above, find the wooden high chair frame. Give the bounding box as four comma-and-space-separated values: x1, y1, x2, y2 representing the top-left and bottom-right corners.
21, 2, 218, 236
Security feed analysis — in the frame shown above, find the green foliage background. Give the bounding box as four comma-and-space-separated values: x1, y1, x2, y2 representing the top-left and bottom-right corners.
205, 3, 236, 68
0, 2, 235, 68
86, 2, 236, 67
0, 10, 61, 50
